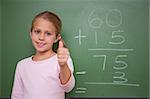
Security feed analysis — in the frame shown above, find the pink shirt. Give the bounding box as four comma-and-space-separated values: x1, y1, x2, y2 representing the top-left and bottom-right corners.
11, 55, 75, 99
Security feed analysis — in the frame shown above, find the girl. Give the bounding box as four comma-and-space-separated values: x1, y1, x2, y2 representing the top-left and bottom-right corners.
11, 11, 75, 99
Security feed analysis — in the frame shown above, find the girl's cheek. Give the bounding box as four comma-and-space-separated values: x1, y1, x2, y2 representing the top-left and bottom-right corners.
52, 35, 57, 42
31, 34, 38, 40
52, 35, 56, 40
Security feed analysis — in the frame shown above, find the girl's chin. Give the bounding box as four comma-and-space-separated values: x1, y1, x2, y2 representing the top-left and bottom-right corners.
33, 44, 52, 53
36, 50, 49, 54
35, 47, 46, 52
35, 47, 52, 53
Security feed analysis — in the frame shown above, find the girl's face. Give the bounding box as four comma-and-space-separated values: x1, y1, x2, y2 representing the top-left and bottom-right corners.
30, 18, 57, 53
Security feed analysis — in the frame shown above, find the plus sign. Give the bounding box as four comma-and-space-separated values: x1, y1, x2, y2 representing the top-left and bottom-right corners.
74, 29, 87, 45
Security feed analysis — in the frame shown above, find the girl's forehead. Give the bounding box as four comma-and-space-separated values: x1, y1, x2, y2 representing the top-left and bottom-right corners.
33, 18, 56, 31
34, 17, 52, 25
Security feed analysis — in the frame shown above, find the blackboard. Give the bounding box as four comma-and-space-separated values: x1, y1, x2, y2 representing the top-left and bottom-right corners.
1, 0, 149, 98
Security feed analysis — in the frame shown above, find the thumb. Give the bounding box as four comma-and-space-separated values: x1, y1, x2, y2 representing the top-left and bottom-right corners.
58, 40, 64, 48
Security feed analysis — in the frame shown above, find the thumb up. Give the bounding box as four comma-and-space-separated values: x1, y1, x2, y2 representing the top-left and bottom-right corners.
57, 40, 69, 66
58, 40, 64, 48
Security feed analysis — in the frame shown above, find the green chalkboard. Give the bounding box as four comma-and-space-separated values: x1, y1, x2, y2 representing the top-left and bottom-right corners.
1, 0, 149, 98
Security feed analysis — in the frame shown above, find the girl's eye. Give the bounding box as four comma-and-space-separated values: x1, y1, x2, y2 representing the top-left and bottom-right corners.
46, 32, 52, 36
34, 30, 40, 34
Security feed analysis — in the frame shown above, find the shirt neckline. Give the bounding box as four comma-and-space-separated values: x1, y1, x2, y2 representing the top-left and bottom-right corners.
30, 54, 57, 64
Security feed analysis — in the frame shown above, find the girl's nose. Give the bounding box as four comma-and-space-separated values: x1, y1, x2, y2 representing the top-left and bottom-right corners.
39, 33, 45, 41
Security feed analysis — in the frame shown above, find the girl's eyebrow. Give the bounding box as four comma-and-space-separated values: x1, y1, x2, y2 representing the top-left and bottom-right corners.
33, 28, 54, 33
33, 28, 40, 31
32, 26, 56, 33
45, 30, 55, 34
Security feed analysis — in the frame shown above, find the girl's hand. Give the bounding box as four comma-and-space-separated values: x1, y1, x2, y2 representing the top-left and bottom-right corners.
57, 40, 69, 66
57, 40, 72, 85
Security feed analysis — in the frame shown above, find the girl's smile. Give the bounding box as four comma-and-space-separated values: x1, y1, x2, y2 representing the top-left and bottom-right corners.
36, 41, 46, 48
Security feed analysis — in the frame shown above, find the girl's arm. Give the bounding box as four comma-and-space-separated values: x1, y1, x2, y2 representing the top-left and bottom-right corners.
59, 57, 75, 92
11, 63, 24, 99
59, 63, 71, 85
57, 41, 75, 92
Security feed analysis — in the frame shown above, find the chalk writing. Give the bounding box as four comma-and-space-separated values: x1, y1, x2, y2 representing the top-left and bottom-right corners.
76, 71, 87, 75
93, 55, 107, 71
88, 10, 103, 29
113, 55, 128, 70
95, 31, 98, 45
86, 9, 139, 87
106, 9, 122, 28
84, 82, 140, 87
109, 30, 125, 45
75, 87, 87, 94
74, 28, 87, 45
74, 8, 140, 94
113, 71, 128, 83
88, 48, 134, 51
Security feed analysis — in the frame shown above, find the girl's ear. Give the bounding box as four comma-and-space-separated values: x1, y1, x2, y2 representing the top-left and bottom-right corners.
54, 39, 58, 43
54, 34, 61, 43
57, 34, 61, 40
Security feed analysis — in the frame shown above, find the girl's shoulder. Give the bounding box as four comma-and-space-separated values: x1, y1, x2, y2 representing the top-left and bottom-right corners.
17, 56, 32, 65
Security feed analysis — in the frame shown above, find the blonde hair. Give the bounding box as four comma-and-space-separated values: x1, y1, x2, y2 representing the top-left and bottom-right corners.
31, 11, 62, 35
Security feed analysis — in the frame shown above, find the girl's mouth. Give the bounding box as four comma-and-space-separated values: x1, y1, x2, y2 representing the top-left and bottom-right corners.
36, 42, 46, 48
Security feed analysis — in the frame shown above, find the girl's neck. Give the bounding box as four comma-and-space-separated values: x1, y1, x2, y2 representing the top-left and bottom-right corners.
32, 50, 56, 61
